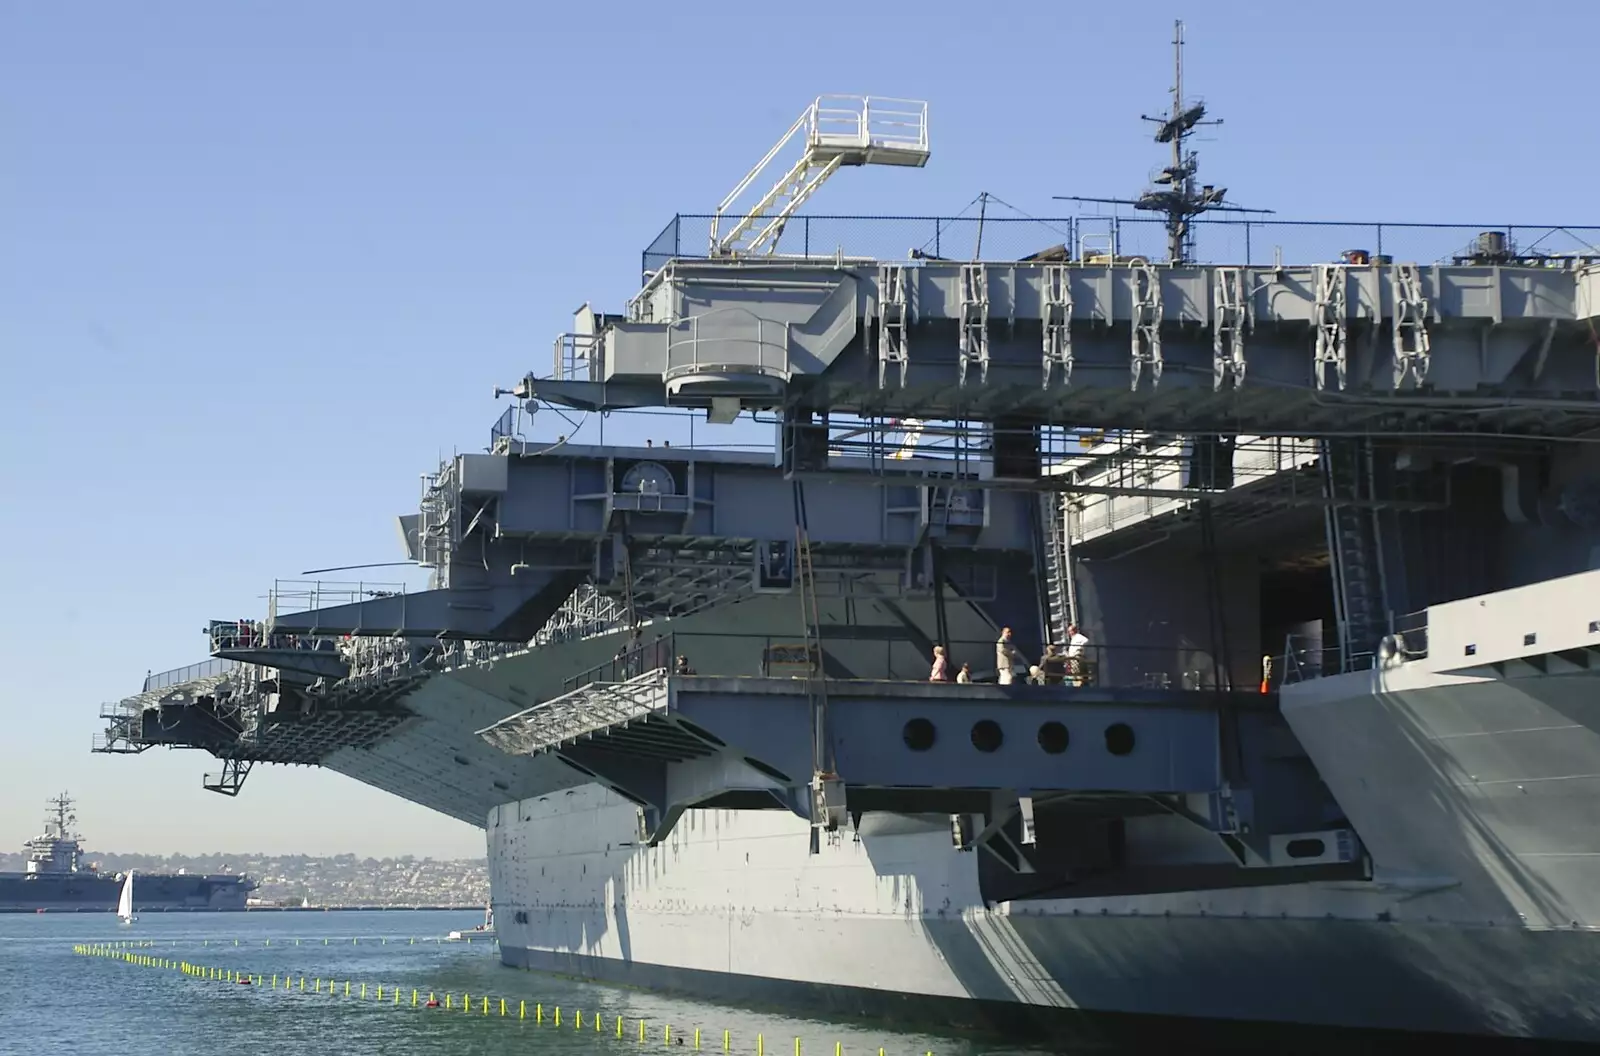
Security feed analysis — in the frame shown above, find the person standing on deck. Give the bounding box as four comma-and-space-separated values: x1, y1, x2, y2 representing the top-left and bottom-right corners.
928, 645, 950, 682
996, 627, 1026, 685
1064, 623, 1089, 685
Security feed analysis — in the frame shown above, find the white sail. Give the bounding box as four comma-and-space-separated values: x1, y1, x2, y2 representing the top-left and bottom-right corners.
117, 870, 135, 923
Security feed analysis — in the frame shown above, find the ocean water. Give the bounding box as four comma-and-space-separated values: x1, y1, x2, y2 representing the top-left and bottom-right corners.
0, 911, 1045, 1056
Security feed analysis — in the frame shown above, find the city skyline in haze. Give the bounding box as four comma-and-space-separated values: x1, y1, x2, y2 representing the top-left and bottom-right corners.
3, 0, 1596, 857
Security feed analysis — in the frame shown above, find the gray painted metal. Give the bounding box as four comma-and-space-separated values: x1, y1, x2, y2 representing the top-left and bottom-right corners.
481, 672, 1236, 796
473, 667, 1342, 861
237, 445, 1036, 643
518, 260, 1600, 435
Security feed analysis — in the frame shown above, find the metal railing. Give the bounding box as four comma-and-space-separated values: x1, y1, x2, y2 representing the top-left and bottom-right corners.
664, 312, 792, 383
552, 333, 603, 382
810, 95, 928, 155
208, 619, 343, 656
489, 406, 519, 451
1278, 610, 1430, 686
265, 580, 410, 626
643, 215, 1600, 285
143, 658, 238, 694
564, 631, 1247, 695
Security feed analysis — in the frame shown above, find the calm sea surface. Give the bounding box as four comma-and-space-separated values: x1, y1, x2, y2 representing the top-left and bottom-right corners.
0, 910, 1050, 1056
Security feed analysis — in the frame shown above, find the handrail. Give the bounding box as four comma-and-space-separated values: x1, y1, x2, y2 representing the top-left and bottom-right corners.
811, 95, 928, 153
664, 314, 792, 381
143, 658, 238, 694
565, 631, 1251, 693
648, 215, 1600, 283
552, 333, 603, 381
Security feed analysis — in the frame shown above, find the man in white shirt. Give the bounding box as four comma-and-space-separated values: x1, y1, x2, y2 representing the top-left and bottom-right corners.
995, 627, 1025, 685
1064, 623, 1089, 685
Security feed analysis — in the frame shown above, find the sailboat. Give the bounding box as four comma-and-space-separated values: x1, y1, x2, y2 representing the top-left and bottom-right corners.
116, 870, 136, 924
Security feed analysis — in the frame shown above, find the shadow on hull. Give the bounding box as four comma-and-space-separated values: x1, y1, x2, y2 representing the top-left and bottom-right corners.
500, 943, 1591, 1056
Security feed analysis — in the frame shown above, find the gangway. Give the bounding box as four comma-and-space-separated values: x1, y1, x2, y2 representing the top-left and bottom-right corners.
709, 96, 929, 259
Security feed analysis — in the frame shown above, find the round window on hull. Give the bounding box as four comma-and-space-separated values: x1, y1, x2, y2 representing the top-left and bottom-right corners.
902, 718, 936, 752
1037, 721, 1069, 754
970, 720, 1003, 753
1104, 723, 1136, 756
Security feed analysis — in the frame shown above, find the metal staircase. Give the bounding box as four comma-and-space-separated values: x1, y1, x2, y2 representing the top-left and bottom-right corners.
1321, 438, 1389, 671
1037, 492, 1073, 645
710, 96, 930, 259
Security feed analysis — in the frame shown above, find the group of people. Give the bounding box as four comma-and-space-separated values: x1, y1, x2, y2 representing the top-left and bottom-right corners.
927, 625, 1089, 686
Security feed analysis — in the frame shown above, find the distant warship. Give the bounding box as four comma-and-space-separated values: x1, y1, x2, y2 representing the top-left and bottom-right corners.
0, 794, 254, 913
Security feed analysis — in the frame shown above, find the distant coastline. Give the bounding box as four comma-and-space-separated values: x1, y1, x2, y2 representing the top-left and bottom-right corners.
0, 851, 488, 908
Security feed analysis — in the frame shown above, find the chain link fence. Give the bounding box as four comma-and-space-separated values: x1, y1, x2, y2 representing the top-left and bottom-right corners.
642, 214, 1600, 281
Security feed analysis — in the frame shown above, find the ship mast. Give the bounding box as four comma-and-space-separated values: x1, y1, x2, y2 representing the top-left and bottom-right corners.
1055, 20, 1271, 264
46, 792, 76, 840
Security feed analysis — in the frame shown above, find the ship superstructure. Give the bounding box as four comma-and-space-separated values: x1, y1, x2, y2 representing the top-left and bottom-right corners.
93, 28, 1600, 1047
0, 794, 255, 912
23, 793, 85, 874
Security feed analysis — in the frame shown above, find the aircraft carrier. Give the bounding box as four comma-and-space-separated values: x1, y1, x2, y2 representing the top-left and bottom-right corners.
94, 25, 1600, 1048
0, 794, 254, 912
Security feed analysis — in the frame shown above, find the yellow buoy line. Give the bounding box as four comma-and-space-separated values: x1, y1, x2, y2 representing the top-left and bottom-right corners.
74, 936, 490, 947
73, 943, 933, 1056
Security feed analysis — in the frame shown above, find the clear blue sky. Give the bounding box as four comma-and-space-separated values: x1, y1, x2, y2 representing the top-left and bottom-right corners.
2, 0, 1595, 858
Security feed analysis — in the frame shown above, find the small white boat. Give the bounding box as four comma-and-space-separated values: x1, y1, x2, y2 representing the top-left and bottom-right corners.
116, 870, 136, 925
447, 905, 494, 941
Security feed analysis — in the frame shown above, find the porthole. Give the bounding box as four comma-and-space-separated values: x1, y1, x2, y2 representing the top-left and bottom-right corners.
1037, 721, 1069, 755
902, 718, 936, 752
1285, 838, 1326, 860
970, 719, 1003, 753
1104, 722, 1136, 756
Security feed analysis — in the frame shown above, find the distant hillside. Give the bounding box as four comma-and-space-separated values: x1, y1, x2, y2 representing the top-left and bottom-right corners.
0, 851, 489, 907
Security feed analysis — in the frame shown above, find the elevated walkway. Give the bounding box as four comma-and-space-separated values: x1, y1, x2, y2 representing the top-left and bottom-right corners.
710, 97, 928, 259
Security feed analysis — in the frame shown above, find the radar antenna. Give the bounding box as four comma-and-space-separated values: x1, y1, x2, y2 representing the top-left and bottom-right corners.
1054, 21, 1272, 264
45, 792, 77, 839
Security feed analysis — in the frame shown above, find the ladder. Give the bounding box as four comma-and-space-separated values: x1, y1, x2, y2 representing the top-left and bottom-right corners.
1321, 438, 1388, 671
1130, 263, 1164, 390
792, 480, 842, 850
1391, 262, 1433, 387
1036, 492, 1072, 645
619, 541, 642, 666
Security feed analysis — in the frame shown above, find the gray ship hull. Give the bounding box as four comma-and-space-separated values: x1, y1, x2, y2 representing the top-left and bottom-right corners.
490, 789, 1598, 1044
483, 606, 1600, 1046
0, 872, 253, 913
